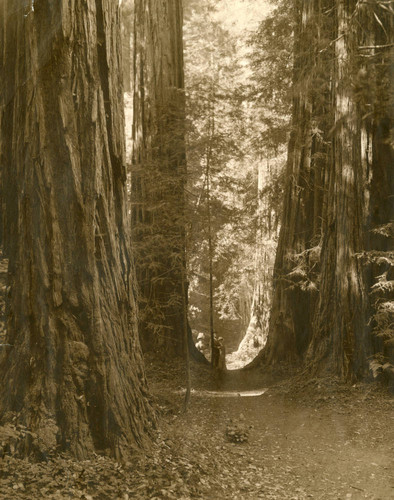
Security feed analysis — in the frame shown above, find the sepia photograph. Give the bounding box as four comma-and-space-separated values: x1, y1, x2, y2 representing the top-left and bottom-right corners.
0, 0, 393, 498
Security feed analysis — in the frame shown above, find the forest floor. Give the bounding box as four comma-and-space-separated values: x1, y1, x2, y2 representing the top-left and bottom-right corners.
0, 252, 393, 499
0, 356, 393, 499
141, 358, 394, 500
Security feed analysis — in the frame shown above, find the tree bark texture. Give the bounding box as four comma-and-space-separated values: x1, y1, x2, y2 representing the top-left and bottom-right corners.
0, 0, 154, 459
131, 0, 189, 355
364, 4, 394, 361
262, 0, 393, 380
308, 0, 370, 379
121, 0, 133, 93
262, 0, 331, 366
242, 162, 273, 352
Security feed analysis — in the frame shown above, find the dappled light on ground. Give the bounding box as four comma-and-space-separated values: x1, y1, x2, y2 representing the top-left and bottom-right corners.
178, 388, 267, 397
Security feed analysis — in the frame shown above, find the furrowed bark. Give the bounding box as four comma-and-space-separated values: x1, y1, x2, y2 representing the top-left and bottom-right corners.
131, 0, 203, 360
0, 0, 154, 459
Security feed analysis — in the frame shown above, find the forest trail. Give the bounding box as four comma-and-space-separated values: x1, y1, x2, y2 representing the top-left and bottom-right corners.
146, 359, 394, 500
166, 388, 393, 499
0, 262, 393, 499
1, 359, 392, 499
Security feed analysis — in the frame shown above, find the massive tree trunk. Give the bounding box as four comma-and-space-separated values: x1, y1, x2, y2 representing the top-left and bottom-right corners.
366, 5, 394, 367
0, 0, 154, 459
131, 0, 192, 356
260, 0, 393, 380
308, 0, 370, 379
261, 0, 331, 366
308, 0, 393, 379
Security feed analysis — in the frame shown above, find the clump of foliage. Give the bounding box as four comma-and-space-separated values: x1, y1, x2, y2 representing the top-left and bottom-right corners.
358, 244, 394, 384
225, 414, 252, 443
285, 245, 321, 294
0, 416, 58, 460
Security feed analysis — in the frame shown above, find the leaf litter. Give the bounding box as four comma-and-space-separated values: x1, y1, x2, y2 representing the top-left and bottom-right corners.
0, 358, 393, 498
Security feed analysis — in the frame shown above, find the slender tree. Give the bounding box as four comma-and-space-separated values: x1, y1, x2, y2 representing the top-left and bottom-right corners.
121, 0, 134, 93
184, 0, 258, 351
0, 0, 154, 459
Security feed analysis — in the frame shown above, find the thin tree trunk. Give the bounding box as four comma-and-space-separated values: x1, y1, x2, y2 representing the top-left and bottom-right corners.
206, 146, 215, 364
182, 264, 191, 410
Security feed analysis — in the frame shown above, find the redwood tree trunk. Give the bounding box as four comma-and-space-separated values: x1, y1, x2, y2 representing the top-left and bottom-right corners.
308, 0, 390, 379
121, 0, 133, 93
131, 0, 189, 355
241, 162, 272, 352
262, 0, 331, 365
0, 0, 154, 459
261, 0, 392, 380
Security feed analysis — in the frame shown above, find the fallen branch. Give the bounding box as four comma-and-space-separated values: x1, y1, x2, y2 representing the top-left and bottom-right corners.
350, 485, 365, 492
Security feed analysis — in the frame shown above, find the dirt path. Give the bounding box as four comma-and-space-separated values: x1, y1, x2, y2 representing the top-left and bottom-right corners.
0, 364, 392, 500
0, 296, 393, 500
0, 367, 391, 500
144, 358, 394, 500
165, 390, 393, 499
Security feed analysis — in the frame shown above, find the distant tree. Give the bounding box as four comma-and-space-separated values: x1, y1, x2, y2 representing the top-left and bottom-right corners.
121, 0, 134, 92
233, 0, 292, 361
248, 0, 293, 151
131, 0, 206, 366
0, 0, 154, 458
233, 159, 282, 362
184, 0, 255, 349
131, 0, 187, 355
182, 1, 289, 365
